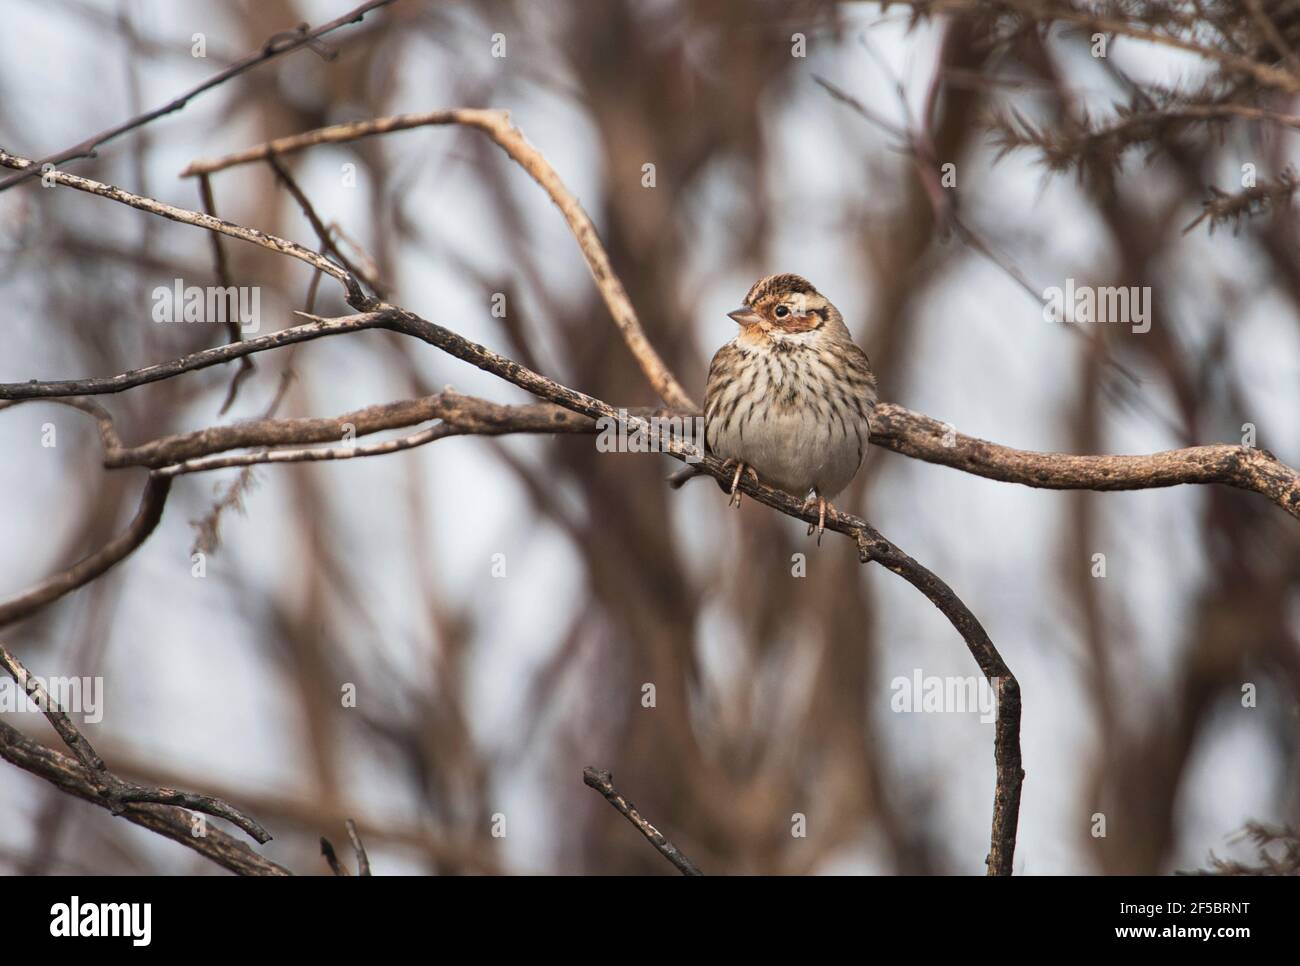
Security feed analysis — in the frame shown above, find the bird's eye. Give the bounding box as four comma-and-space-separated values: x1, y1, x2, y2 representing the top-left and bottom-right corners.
774, 305, 790, 318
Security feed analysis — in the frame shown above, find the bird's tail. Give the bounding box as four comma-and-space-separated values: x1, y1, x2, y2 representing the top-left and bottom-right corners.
666, 465, 706, 489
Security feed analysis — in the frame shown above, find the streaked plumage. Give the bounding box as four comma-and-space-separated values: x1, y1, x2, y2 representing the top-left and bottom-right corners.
704, 274, 877, 538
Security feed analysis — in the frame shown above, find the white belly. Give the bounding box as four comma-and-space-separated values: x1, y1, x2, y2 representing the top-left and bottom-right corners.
708, 401, 867, 499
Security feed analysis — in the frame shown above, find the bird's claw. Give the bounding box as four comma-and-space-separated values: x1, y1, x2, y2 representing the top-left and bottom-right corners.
723, 460, 758, 507
803, 494, 835, 545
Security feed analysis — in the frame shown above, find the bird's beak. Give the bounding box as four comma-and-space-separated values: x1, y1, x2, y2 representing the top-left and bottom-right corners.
727, 306, 762, 327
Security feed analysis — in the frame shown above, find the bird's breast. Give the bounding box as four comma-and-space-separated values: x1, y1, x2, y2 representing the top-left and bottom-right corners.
705, 344, 871, 498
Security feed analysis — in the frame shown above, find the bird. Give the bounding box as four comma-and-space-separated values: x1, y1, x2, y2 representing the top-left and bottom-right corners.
702, 273, 877, 542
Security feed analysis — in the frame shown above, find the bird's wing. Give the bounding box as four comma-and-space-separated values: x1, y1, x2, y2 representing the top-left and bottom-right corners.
703, 341, 742, 422
834, 339, 878, 405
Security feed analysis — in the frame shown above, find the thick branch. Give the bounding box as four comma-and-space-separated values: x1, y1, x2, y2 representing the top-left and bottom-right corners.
869, 404, 1300, 521
108, 392, 666, 469
3, 325, 1296, 522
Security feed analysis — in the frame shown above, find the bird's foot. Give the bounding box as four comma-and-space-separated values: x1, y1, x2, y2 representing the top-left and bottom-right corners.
803, 494, 836, 545
722, 460, 759, 507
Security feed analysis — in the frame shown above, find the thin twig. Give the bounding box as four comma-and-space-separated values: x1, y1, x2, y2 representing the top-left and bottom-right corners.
0, 314, 385, 399
320, 836, 349, 875
583, 767, 703, 876
0, 149, 366, 305
0, 642, 272, 845
181, 109, 696, 410
264, 153, 381, 296
1243, 0, 1300, 77
196, 173, 256, 414
908, 0, 1300, 93
0, 642, 104, 774
346, 818, 371, 876
0, 474, 172, 630
0, 0, 396, 192
0, 721, 288, 875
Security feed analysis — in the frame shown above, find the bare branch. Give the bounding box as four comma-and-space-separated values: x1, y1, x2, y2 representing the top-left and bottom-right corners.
319, 819, 371, 875
346, 818, 372, 876
583, 767, 704, 876
264, 153, 384, 298
0, 721, 288, 875
196, 173, 255, 414
0, 314, 385, 400
0, 641, 271, 845
910, 0, 1300, 93
180, 111, 465, 177
0, 474, 172, 630
0, 150, 365, 305
0, 0, 396, 192
869, 404, 1300, 522
0, 642, 104, 774
849, 532, 1022, 874
158, 423, 453, 475
320, 836, 349, 876
109, 391, 658, 469
2, 299, 1024, 867
181, 110, 697, 410
3, 317, 1297, 521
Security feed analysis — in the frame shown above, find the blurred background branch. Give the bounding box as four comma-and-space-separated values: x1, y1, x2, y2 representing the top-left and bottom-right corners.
0, 0, 1297, 876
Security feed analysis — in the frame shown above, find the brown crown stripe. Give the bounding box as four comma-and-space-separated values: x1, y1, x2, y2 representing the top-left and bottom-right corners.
744, 273, 817, 304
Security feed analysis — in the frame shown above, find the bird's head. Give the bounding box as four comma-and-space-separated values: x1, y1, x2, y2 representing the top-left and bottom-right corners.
727, 274, 846, 344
